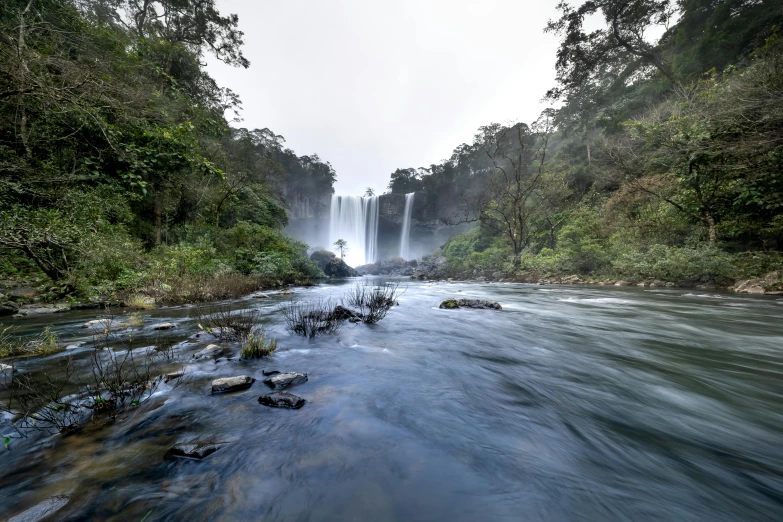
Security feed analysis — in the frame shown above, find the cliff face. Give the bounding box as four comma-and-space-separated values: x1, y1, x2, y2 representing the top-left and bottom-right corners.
286, 191, 467, 259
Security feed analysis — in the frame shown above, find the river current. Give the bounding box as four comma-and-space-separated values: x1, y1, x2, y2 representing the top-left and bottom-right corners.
1, 280, 782, 521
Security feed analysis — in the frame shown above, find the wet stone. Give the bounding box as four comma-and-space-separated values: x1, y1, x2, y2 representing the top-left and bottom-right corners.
263, 372, 308, 390
166, 442, 227, 460
439, 299, 502, 310
258, 392, 306, 409
211, 375, 255, 393
193, 344, 222, 360
7, 495, 69, 522
164, 371, 185, 383
152, 322, 176, 330
262, 369, 280, 376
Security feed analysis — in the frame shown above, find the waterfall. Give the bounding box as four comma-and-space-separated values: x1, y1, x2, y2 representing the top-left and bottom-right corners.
328, 195, 379, 267
399, 192, 414, 260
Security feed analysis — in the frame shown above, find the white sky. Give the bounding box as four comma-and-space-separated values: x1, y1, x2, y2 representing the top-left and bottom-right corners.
206, 0, 562, 196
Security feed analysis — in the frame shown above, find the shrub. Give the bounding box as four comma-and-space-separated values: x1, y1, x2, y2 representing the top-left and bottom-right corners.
281, 299, 342, 338
195, 306, 260, 340
343, 282, 402, 324
0, 326, 63, 358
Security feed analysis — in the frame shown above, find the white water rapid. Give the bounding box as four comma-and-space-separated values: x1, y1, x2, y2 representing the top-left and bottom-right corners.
329, 195, 379, 267
399, 192, 414, 260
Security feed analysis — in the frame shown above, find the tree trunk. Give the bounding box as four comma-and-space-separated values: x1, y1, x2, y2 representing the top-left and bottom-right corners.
154, 196, 163, 246
705, 211, 717, 245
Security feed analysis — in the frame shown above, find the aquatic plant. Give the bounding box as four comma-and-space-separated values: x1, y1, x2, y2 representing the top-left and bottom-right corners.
195, 305, 260, 340
240, 328, 277, 359
281, 298, 342, 338
343, 282, 403, 324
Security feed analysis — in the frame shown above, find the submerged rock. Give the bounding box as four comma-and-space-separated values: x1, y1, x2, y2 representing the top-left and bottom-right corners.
193, 344, 222, 360
262, 369, 281, 376
151, 322, 176, 330
250, 292, 270, 299
82, 318, 118, 330
258, 392, 306, 409
211, 375, 255, 393
263, 372, 307, 390
439, 299, 502, 310
7, 495, 69, 522
166, 442, 227, 460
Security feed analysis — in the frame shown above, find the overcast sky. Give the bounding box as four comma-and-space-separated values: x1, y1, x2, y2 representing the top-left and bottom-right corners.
206, 0, 562, 196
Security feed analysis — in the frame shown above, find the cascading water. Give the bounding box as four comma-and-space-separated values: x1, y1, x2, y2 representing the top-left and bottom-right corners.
329, 195, 379, 267
399, 192, 414, 260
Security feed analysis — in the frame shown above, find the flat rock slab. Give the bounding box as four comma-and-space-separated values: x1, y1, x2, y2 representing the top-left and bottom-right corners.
82, 318, 118, 329
152, 322, 176, 330
439, 299, 502, 310
14, 304, 70, 317
250, 292, 270, 298
263, 372, 307, 390
258, 392, 306, 409
193, 344, 222, 360
166, 442, 227, 460
7, 495, 69, 522
164, 371, 185, 383
212, 375, 255, 393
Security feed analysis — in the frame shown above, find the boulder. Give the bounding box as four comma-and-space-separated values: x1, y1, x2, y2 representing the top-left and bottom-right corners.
166, 442, 227, 460
323, 258, 359, 278
262, 369, 280, 376
263, 372, 307, 390
439, 298, 502, 310
193, 344, 222, 360
310, 250, 337, 270
211, 375, 255, 393
258, 392, 306, 409
6, 495, 69, 522
0, 300, 19, 316
151, 322, 176, 330
732, 272, 782, 295
1, 363, 15, 388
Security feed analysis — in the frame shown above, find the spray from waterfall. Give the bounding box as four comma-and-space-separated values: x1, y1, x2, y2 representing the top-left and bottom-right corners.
399, 192, 414, 260
329, 195, 379, 267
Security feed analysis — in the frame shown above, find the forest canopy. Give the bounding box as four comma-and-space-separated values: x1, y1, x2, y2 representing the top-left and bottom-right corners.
0, 0, 335, 302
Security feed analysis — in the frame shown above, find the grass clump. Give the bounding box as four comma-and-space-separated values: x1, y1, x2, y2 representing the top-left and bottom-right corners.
240, 328, 277, 359
0, 325, 63, 358
125, 294, 156, 310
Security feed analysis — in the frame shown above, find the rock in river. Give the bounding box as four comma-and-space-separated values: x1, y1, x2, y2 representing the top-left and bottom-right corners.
193, 344, 222, 360
166, 442, 227, 460
258, 392, 306, 409
6, 495, 69, 522
439, 298, 502, 310
212, 375, 255, 393
263, 372, 307, 390
151, 322, 176, 330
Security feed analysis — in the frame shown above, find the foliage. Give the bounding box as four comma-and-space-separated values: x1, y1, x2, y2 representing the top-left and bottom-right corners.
0, 0, 333, 299
0, 325, 63, 358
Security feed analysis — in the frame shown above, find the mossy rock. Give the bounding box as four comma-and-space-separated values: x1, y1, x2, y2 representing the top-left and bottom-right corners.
439, 298, 501, 310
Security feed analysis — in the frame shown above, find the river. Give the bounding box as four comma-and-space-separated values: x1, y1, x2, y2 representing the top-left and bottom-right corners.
1, 280, 782, 521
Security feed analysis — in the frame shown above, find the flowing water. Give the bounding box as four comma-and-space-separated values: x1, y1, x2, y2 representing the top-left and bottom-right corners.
399, 193, 414, 260
1, 281, 782, 521
328, 196, 379, 267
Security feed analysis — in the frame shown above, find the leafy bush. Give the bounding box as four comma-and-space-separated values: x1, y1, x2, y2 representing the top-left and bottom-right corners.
612, 245, 737, 283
